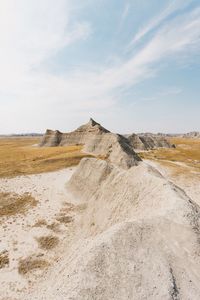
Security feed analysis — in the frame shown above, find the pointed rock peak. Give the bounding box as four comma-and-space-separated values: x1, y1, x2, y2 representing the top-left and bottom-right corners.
45, 129, 54, 134
76, 118, 110, 133
88, 118, 100, 127
87, 118, 110, 133
45, 129, 62, 135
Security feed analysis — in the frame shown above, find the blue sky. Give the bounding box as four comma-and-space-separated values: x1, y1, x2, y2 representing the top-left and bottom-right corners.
0, 0, 200, 134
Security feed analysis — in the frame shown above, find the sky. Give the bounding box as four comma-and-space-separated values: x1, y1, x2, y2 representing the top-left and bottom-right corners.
0, 0, 200, 134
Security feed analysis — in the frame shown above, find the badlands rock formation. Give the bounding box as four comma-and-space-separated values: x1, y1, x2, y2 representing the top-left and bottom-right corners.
140, 133, 174, 149
127, 133, 147, 150
64, 159, 200, 300
40, 119, 109, 147
40, 119, 141, 169
128, 133, 174, 150
28, 158, 200, 299
40, 129, 63, 147
184, 131, 200, 138
34, 120, 200, 299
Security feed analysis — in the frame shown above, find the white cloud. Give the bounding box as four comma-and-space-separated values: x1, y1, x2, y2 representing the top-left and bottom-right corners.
0, 0, 91, 92
130, 87, 182, 106
129, 0, 196, 46
121, 3, 130, 22
133, 6, 200, 66
0, 1, 200, 133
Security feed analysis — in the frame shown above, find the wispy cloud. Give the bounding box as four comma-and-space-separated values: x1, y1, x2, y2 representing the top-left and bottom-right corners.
121, 2, 130, 22
0, 0, 200, 133
129, 0, 197, 46
0, 0, 91, 92
131, 87, 182, 106
118, 2, 131, 32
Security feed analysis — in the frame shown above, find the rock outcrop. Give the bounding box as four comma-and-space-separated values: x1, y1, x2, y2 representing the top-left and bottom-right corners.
128, 133, 174, 150
60, 118, 110, 146
64, 158, 200, 300
40, 119, 110, 148
140, 133, 173, 149
184, 131, 200, 138
128, 133, 147, 150
40, 129, 63, 147
40, 119, 141, 169
29, 158, 200, 299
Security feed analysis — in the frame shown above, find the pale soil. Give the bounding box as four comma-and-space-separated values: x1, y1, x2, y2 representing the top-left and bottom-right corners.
0, 167, 78, 299
144, 159, 200, 207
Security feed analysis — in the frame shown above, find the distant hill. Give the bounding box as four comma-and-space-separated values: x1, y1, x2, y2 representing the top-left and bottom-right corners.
0, 133, 43, 137
183, 131, 200, 138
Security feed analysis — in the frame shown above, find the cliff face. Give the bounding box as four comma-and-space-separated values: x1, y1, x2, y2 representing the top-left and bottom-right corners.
40, 119, 141, 169
128, 133, 174, 150
40, 129, 63, 147
140, 134, 173, 149
184, 131, 200, 138
128, 133, 147, 150
40, 119, 109, 147
59, 157, 200, 300
59, 118, 110, 146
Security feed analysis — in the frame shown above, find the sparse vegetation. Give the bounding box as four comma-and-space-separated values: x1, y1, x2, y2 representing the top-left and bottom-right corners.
33, 219, 61, 232
56, 215, 73, 225
33, 219, 47, 227
0, 137, 92, 178
36, 235, 59, 250
0, 192, 37, 217
0, 251, 9, 268
46, 222, 60, 233
139, 137, 200, 175
18, 256, 49, 275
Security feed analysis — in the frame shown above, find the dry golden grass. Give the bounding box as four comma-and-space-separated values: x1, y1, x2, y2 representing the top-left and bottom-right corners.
139, 137, 200, 176
56, 215, 73, 225
46, 222, 61, 233
0, 251, 9, 269
33, 219, 47, 227
18, 256, 49, 275
33, 219, 61, 232
0, 192, 37, 217
36, 235, 59, 250
0, 137, 92, 178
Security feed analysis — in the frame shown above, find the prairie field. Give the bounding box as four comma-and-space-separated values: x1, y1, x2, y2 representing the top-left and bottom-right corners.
0, 137, 91, 178
139, 137, 200, 176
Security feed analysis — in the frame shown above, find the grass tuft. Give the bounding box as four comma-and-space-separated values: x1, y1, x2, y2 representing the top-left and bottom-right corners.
56, 215, 73, 225
18, 256, 49, 275
33, 219, 47, 227
36, 235, 59, 250
46, 222, 60, 233
0, 192, 37, 217
0, 251, 9, 269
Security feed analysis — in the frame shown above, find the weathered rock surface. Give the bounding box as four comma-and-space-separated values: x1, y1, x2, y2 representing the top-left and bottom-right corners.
140, 133, 173, 149
40, 129, 63, 147
184, 131, 200, 138
64, 158, 200, 300
60, 118, 110, 146
128, 133, 147, 150
28, 158, 200, 299
128, 132, 174, 150
40, 119, 109, 148
40, 119, 141, 169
